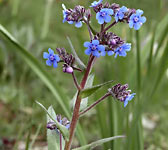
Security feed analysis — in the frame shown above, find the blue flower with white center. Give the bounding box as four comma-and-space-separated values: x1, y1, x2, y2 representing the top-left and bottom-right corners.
115, 6, 128, 22
43, 48, 60, 68
84, 40, 105, 57
124, 93, 136, 107
114, 43, 131, 58
90, 0, 103, 7
96, 8, 114, 24
129, 9, 146, 30
62, 4, 83, 28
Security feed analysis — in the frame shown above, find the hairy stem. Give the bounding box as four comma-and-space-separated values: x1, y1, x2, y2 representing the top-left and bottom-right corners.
79, 93, 111, 117
65, 55, 95, 150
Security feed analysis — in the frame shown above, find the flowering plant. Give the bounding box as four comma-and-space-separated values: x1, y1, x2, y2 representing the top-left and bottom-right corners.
40, 0, 146, 149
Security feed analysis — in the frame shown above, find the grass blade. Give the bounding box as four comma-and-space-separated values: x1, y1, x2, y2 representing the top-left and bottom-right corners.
72, 136, 126, 150
67, 36, 86, 69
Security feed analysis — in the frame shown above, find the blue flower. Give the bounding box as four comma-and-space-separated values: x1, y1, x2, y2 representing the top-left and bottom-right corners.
84, 40, 105, 57
96, 8, 114, 24
43, 48, 60, 68
124, 93, 136, 107
114, 43, 131, 58
115, 6, 128, 22
62, 4, 83, 28
129, 9, 146, 30
90, 0, 103, 7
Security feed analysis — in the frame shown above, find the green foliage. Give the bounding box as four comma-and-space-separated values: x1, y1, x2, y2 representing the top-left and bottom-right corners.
36, 101, 69, 140
80, 80, 114, 99
47, 106, 65, 150
72, 136, 125, 150
0, 0, 168, 149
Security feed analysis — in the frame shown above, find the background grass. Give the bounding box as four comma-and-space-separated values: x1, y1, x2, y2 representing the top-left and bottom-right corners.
0, 0, 168, 149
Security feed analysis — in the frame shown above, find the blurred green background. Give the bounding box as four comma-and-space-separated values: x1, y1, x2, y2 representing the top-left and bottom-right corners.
0, 0, 168, 149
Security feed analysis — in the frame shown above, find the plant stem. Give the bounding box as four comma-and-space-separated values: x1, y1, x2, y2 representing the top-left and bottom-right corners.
79, 93, 111, 117
103, 21, 117, 33
80, 55, 95, 89
65, 55, 95, 150
60, 133, 62, 150
72, 72, 81, 90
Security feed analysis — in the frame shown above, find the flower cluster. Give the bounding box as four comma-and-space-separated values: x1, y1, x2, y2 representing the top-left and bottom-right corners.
108, 83, 136, 107
47, 114, 70, 132
62, 4, 86, 28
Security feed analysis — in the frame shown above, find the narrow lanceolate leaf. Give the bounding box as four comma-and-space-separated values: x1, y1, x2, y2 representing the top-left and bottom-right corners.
67, 36, 86, 69
36, 101, 69, 140
80, 80, 114, 99
152, 41, 168, 94
71, 74, 95, 111
47, 106, 65, 150
72, 135, 126, 150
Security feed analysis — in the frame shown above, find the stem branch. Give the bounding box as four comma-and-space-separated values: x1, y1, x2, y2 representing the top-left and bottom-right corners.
103, 21, 117, 33
79, 93, 111, 117
72, 72, 80, 90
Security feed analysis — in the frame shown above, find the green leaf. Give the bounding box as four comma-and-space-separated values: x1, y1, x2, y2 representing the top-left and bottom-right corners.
71, 74, 95, 111
67, 36, 86, 69
72, 135, 126, 150
80, 80, 114, 99
47, 106, 65, 150
36, 101, 69, 141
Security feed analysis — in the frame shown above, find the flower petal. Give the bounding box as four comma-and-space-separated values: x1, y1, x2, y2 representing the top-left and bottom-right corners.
92, 50, 100, 57
97, 16, 104, 24
46, 59, 52, 66
92, 40, 99, 45
43, 52, 49, 59
48, 48, 54, 55
85, 49, 91, 55
107, 9, 113, 15
129, 21, 134, 28
54, 54, 60, 61
75, 21, 82, 28
140, 16, 146, 23
84, 42, 91, 47
97, 45, 105, 51
124, 100, 128, 107
107, 51, 114, 56
134, 23, 141, 30
68, 21, 74, 24
104, 15, 111, 23
101, 51, 106, 56
53, 61, 58, 68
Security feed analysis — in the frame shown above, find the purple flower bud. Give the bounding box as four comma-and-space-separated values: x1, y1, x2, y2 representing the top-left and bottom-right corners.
63, 65, 73, 74
46, 121, 57, 130
108, 83, 136, 107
